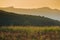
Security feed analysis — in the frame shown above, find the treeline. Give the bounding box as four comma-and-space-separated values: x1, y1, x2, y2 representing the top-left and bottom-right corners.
0, 10, 60, 26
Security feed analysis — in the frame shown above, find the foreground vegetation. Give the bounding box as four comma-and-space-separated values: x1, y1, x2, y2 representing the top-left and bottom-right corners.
0, 26, 60, 40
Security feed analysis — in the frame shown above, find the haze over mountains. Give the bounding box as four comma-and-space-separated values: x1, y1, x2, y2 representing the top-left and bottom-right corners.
0, 7, 60, 21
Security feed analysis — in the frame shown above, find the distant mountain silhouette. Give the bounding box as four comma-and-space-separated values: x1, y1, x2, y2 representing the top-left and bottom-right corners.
0, 7, 60, 20
0, 10, 60, 26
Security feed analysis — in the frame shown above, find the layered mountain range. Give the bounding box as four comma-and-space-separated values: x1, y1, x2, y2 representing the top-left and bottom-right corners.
0, 7, 60, 20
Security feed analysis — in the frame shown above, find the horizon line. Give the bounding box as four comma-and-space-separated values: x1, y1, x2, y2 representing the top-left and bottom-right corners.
0, 6, 60, 10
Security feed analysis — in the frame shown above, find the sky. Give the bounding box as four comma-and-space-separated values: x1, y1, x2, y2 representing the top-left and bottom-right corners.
0, 0, 60, 9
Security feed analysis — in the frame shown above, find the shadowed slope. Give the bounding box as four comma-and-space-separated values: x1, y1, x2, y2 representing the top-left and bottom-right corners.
0, 10, 60, 26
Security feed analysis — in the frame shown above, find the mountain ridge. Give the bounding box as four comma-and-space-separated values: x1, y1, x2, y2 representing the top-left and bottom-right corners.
0, 7, 60, 21
0, 10, 60, 26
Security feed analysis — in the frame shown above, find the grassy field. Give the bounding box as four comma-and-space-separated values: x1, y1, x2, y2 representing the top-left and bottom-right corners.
0, 26, 60, 40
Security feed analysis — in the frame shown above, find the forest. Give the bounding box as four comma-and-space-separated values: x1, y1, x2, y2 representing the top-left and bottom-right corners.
0, 10, 60, 26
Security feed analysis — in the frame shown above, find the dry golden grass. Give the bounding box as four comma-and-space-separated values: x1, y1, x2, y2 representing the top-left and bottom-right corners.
0, 26, 60, 40
1, 26, 60, 31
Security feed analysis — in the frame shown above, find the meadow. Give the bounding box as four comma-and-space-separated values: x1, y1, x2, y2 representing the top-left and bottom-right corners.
0, 26, 60, 40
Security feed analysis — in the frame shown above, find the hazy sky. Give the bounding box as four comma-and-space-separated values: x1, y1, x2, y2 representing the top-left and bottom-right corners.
0, 0, 60, 9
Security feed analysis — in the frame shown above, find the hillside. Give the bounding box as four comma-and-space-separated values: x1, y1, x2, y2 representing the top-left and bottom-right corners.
0, 10, 60, 26
0, 7, 60, 20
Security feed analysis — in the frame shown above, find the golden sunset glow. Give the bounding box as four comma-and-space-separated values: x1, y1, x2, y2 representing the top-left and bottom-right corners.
0, 0, 60, 9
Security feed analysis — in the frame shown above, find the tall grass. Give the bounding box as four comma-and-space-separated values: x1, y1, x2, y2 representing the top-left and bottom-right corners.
0, 26, 60, 40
